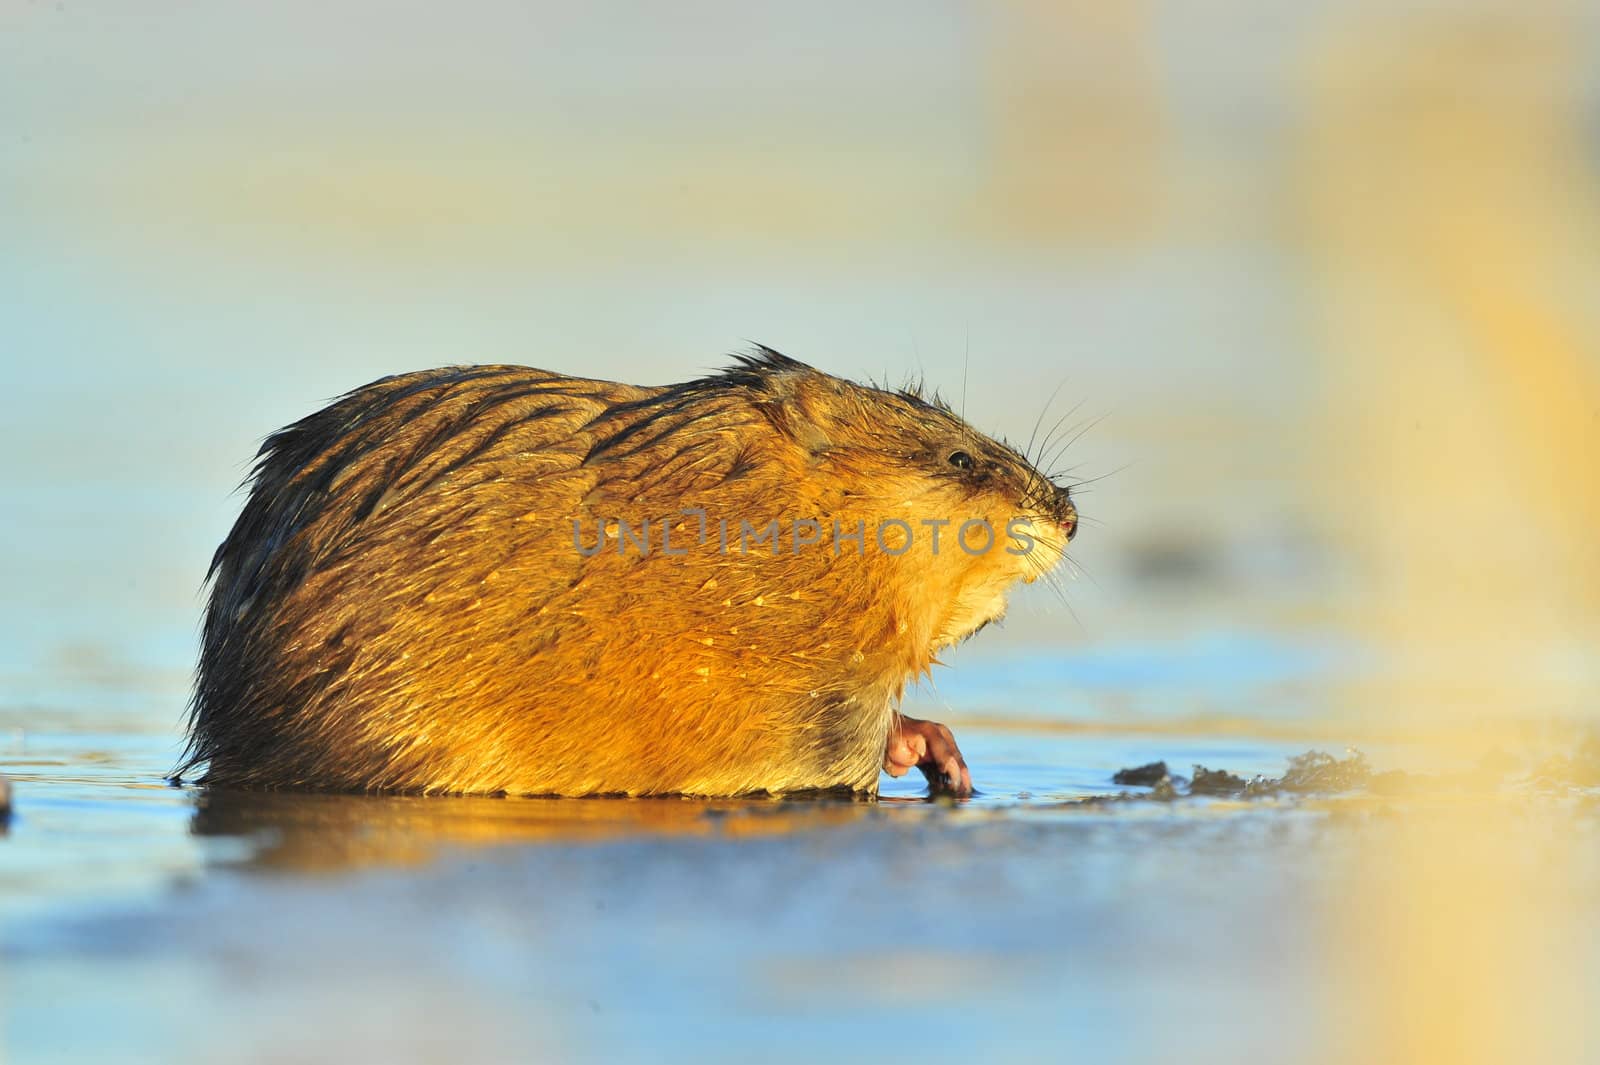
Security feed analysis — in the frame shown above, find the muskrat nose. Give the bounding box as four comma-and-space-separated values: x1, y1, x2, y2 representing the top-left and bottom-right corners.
1060, 498, 1078, 541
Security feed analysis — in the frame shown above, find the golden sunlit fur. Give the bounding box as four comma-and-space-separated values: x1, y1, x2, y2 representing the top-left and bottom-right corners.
180, 349, 1076, 796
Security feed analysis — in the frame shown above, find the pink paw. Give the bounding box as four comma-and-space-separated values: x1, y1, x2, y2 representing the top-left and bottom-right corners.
883, 714, 972, 797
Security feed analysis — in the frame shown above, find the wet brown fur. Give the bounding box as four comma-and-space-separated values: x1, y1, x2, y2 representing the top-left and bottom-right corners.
180, 349, 1076, 796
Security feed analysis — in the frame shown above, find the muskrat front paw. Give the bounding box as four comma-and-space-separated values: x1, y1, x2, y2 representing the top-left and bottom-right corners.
883, 714, 972, 797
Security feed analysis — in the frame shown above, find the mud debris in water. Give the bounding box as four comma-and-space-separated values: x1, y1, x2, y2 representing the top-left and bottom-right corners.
1112, 761, 1170, 787
1107, 749, 1384, 803
1147, 775, 1180, 801
1273, 749, 1373, 793
1102, 741, 1600, 806
1190, 766, 1249, 795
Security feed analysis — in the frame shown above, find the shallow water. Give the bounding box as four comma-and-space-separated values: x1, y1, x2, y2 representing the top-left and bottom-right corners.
0, 724, 1313, 915
0, 725, 1320, 1063
6, 709, 1598, 1064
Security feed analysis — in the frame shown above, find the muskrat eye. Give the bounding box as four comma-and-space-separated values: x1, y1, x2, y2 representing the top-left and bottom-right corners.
947, 450, 974, 470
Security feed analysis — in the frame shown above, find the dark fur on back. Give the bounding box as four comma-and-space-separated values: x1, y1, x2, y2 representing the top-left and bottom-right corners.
183, 363, 641, 784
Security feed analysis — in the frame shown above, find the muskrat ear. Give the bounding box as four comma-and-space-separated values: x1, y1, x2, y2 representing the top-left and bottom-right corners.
750, 368, 833, 457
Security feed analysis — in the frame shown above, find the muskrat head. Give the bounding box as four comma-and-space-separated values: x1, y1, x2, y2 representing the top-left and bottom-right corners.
873, 386, 1079, 651
740, 350, 1079, 654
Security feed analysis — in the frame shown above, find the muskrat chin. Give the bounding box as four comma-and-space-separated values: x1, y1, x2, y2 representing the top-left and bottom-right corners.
1013, 510, 1072, 585
930, 511, 1066, 649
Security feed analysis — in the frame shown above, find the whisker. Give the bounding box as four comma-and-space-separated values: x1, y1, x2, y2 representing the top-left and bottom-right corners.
1045, 571, 1086, 633
1062, 463, 1132, 490
1031, 401, 1087, 470
1024, 379, 1070, 467
960, 329, 969, 421
1041, 413, 1109, 477
1061, 551, 1104, 591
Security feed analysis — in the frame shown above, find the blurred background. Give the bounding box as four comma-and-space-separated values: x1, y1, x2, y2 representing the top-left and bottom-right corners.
3, 2, 1598, 1063
4, 0, 1597, 733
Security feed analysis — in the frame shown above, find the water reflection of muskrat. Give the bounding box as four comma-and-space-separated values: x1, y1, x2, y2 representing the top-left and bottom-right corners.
178, 348, 1078, 798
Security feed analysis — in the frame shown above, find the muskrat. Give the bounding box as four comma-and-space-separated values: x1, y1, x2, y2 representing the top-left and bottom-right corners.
178, 348, 1078, 798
